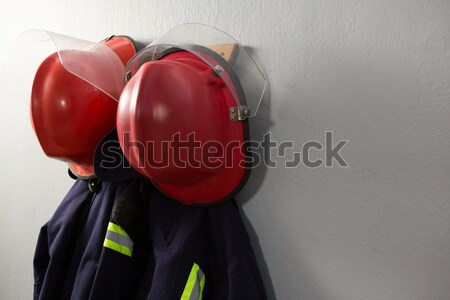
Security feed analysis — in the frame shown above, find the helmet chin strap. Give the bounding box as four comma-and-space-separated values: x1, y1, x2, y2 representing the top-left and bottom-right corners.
67, 168, 102, 193
67, 168, 79, 180
68, 163, 96, 180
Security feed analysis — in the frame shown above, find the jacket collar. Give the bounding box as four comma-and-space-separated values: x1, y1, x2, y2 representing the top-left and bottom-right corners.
93, 129, 142, 182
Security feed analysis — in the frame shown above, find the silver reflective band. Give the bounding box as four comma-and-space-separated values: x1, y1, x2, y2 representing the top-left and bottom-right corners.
103, 222, 133, 257
105, 230, 134, 249
181, 263, 206, 300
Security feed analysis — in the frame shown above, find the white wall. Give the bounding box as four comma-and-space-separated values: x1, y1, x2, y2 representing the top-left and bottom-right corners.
1, 1, 450, 299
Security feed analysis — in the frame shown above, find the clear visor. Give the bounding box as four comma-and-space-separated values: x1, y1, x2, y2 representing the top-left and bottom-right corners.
125, 23, 267, 117
0, 29, 125, 103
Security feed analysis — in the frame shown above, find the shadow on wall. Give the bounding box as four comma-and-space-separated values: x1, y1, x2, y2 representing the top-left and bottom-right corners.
236, 46, 277, 299
239, 46, 274, 203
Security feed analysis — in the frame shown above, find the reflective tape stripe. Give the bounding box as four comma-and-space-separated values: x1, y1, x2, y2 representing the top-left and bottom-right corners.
105, 230, 134, 249
107, 222, 130, 237
181, 263, 205, 300
103, 222, 133, 257
103, 239, 133, 257
199, 275, 205, 297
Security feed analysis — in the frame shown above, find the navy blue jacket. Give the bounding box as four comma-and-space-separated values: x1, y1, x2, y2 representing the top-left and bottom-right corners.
33, 131, 267, 300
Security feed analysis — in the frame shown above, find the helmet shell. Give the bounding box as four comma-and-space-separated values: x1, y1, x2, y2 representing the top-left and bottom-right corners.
117, 50, 250, 205
31, 36, 136, 178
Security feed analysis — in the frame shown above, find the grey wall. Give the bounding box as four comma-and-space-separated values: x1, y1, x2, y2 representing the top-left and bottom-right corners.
1, 1, 450, 299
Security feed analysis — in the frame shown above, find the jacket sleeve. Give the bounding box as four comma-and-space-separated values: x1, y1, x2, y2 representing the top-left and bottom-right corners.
204, 200, 267, 300
33, 224, 50, 300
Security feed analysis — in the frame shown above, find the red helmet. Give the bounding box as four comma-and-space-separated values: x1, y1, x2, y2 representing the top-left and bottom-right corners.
27, 32, 137, 178
117, 24, 267, 205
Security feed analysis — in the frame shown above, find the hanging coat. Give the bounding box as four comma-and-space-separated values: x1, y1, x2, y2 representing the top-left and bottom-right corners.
33, 130, 267, 300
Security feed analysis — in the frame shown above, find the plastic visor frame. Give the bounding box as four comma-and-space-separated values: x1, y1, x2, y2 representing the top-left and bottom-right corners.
0, 29, 125, 103
124, 23, 267, 117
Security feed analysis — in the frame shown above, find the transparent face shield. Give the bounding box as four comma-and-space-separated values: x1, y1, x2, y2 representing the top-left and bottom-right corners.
0, 29, 125, 105
0, 29, 127, 178
124, 23, 267, 117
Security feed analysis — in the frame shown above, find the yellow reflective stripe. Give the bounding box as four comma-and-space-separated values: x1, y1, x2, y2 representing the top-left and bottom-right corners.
181, 264, 199, 300
199, 274, 205, 299
180, 263, 205, 300
103, 238, 133, 257
104, 222, 133, 257
107, 222, 129, 237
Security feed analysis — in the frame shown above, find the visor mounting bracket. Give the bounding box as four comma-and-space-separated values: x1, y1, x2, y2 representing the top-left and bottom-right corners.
126, 71, 132, 82
230, 106, 251, 121
212, 65, 224, 77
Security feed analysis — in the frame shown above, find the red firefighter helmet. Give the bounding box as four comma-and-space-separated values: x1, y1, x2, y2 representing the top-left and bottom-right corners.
117, 24, 267, 205
3, 30, 136, 178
